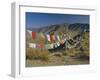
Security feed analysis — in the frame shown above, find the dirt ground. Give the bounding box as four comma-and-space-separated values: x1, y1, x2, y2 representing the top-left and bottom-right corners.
26, 52, 89, 67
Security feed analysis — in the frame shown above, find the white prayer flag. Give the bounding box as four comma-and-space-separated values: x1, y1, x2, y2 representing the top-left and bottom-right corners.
27, 30, 32, 37
57, 35, 60, 41
46, 34, 50, 41
29, 43, 36, 48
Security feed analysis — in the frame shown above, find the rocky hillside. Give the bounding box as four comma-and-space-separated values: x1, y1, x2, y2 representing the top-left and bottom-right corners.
26, 23, 89, 39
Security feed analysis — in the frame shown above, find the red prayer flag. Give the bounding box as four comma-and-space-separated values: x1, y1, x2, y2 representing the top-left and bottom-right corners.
32, 32, 36, 40
39, 44, 44, 48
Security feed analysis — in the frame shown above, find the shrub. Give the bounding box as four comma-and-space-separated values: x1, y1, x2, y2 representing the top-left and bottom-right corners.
80, 32, 89, 57
67, 48, 78, 57
26, 48, 49, 61
39, 49, 49, 61
26, 48, 34, 59
62, 51, 67, 56
67, 32, 89, 59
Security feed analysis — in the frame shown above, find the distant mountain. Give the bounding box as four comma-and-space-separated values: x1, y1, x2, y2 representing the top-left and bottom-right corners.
26, 27, 39, 32
68, 23, 89, 32
26, 23, 89, 39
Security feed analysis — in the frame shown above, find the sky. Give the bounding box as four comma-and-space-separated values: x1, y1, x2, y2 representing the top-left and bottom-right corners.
26, 12, 89, 28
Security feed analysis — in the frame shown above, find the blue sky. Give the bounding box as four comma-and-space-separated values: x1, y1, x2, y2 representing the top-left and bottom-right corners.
26, 12, 89, 28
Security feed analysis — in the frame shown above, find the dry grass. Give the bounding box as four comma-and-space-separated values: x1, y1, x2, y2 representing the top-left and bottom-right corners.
39, 49, 50, 61
67, 48, 80, 57
26, 48, 34, 59
67, 48, 78, 57
81, 32, 89, 57
26, 48, 50, 61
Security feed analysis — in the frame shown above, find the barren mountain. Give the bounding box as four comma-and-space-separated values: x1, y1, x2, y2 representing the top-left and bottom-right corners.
26, 23, 89, 39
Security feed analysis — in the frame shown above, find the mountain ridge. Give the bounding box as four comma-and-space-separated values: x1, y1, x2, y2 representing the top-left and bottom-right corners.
26, 23, 89, 39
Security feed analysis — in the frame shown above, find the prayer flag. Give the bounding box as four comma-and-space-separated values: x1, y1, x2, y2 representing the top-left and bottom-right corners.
54, 43, 58, 48
38, 44, 44, 48
56, 35, 60, 41
50, 43, 54, 49
50, 34, 55, 42
40, 32, 45, 39
29, 43, 36, 48
62, 39, 65, 44
27, 30, 32, 36
45, 44, 50, 49
32, 32, 36, 40
57, 41, 60, 46
60, 40, 63, 44
46, 34, 50, 41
